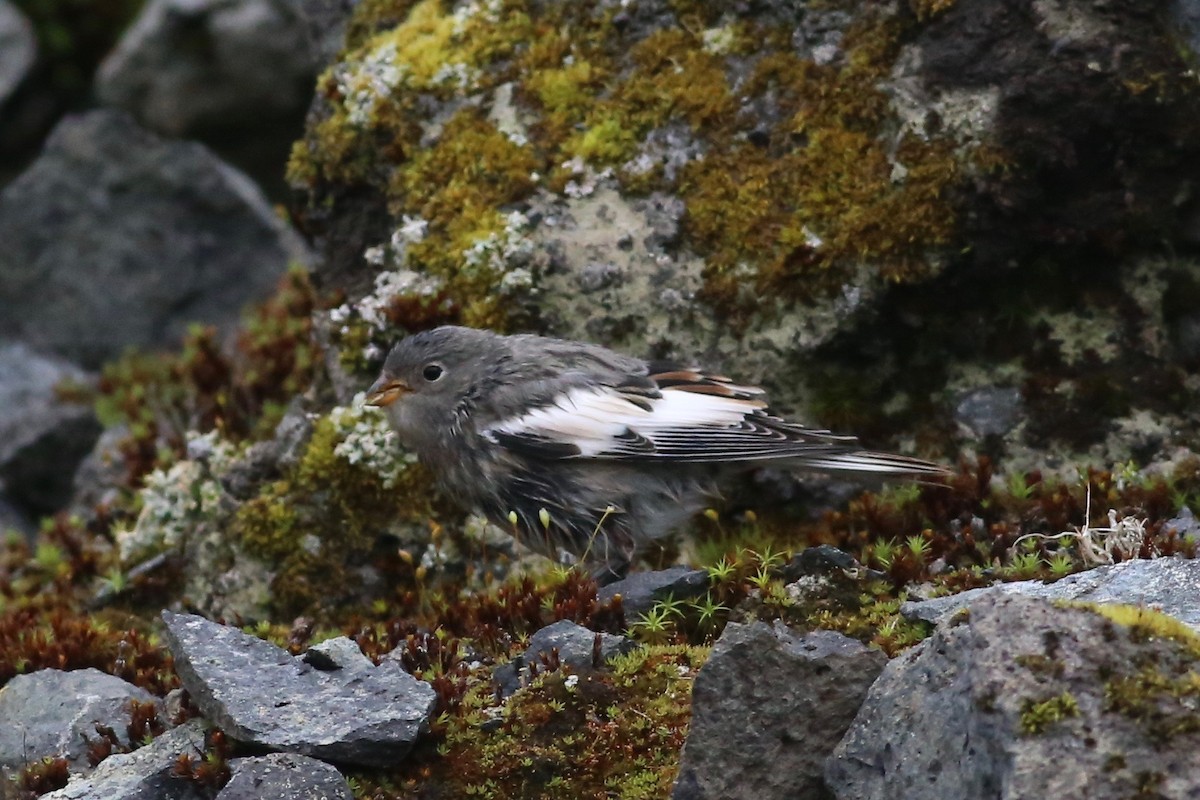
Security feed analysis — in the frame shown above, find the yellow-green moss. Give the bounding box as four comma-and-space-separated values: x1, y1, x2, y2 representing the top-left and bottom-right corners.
295, 0, 979, 331
232, 415, 438, 617
1019, 690, 1080, 735
1084, 603, 1200, 657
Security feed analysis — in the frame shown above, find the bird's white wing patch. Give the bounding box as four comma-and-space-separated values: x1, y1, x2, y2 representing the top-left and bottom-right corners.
484, 385, 758, 457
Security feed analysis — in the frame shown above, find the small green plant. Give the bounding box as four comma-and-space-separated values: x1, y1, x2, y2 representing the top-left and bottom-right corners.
1008, 551, 1043, 579
1047, 553, 1074, 578
872, 538, 897, 569
630, 606, 675, 644
905, 534, 931, 560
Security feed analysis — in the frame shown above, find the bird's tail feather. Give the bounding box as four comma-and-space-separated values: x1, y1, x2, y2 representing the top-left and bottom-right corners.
793, 450, 952, 479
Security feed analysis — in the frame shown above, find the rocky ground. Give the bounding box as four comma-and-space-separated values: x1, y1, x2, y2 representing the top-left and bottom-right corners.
2, 0, 1200, 798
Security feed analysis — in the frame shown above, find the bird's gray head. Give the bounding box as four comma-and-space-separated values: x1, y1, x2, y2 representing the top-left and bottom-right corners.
364, 326, 501, 438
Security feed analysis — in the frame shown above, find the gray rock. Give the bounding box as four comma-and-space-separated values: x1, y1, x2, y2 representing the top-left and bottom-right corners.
598, 566, 709, 619
901, 557, 1200, 632
300, 0, 358, 65
0, 342, 100, 518
217, 753, 353, 800
954, 386, 1023, 438
70, 426, 132, 517
826, 593, 1200, 800
0, 668, 159, 772
162, 611, 435, 767
673, 623, 885, 800
43, 720, 208, 800
1170, 0, 1200, 62
96, 0, 319, 139
493, 619, 638, 698
0, 110, 310, 369
0, 0, 35, 106
0, 494, 34, 537
303, 636, 375, 675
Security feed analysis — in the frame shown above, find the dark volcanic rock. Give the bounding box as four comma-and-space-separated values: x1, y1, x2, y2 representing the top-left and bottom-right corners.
217, 753, 353, 800
598, 566, 709, 619
0, 341, 99, 518
162, 611, 435, 767
0, 0, 34, 107
96, 0, 319, 139
43, 720, 207, 800
826, 593, 1200, 800
0, 668, 159, 772
493, 619, 638, 698
673, 623, 885, 800
0, 109, 310, 369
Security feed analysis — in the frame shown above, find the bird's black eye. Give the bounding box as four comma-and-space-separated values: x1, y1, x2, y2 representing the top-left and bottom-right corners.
422, 363, 444, 382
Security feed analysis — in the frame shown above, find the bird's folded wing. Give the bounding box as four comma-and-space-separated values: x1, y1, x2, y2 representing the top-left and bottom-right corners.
482, 382, 870, 464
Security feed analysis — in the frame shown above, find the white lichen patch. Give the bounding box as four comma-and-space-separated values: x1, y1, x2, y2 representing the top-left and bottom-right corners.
116, 431, 237, 563
331, 393, 417, 488
461, 210, 535, 278
1035, 308, 1123, 366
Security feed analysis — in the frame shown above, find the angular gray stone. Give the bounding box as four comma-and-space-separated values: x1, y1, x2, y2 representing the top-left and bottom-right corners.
96, 0, 319, 138
42, 720, 207, 800
162, 611, 435, 767
217, 753, 353, 800
598, 566, 709, 619
0, 341, 100, 517
901, 557, 1200, 632
0, 109, 311, 369
0, 668, 158, 772
673, 623, 885, 800
493, 619, 637, 698
0, 0, 35, 106
827, 593, 1200, 800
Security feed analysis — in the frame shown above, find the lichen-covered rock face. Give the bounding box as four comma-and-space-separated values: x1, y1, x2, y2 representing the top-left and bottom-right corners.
825, 594, 1200, 800
288, 0, 1200, 479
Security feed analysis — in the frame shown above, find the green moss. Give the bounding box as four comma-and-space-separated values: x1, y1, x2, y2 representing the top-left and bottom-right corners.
362, 643, 706, 798
296, 1, 977, 331
1019, 690, 1080, 735
231, 414, 438, 618
1104, 668, 1200, 740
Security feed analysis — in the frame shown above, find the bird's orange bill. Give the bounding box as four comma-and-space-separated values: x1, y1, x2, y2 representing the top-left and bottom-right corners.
364, 378, 411, 407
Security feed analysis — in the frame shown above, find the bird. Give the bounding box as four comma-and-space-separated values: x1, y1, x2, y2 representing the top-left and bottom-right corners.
364, 326, 948, 581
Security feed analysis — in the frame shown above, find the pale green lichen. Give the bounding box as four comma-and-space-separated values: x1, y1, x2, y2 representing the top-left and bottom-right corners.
330, 393, 417, 489
115, 431, 237, 563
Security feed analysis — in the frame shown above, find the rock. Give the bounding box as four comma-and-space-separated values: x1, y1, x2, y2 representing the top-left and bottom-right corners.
96, 0, 319, 139
492, 619, 638, 699
299, 0, 358, 66
901, 557, 1200, 632
70, 426, 133, 516
598, 566, 709, 619
0, 341, 100, 518
0, 668, 159, 772
954, 386, 1023, 439
43, 720, 208, 800
1170, 0, 1200, 62
162, 611, 436, 767
0, 109, 310, 369
782, 544, 871, 582
303, 636, 375, 675
0, 494, 34, 537
0, 0, 35, 107
217, 753, 353, 800
673, 623, 885, 800
826, 593, 1200, 800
